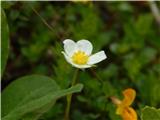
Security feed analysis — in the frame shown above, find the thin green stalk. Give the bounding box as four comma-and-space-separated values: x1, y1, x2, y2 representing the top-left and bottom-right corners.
64, 69, 79, 120
90, 68, 103, 87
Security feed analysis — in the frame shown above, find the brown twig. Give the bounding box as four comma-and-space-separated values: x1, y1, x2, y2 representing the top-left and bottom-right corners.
30, 5, 61, 40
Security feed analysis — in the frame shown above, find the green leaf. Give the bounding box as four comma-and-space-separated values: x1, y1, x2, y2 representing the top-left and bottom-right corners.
141, 106, 160, 120
135, 14, 153, 36
1, 9, 9, 76
2, 75, 83, 120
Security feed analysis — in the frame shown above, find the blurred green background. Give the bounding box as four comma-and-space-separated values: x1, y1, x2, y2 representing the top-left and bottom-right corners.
2, 1, 160, 120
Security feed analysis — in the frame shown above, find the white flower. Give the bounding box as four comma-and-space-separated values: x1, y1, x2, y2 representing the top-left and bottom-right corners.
62, 39, 107, 69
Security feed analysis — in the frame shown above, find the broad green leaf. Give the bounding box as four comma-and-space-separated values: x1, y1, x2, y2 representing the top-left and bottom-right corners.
141, 106, 160, 120
2, 75, 83, 120
1, 9, 9, 76
135, 14, 153, 36
138, 47, 157, 66
137, 69, 160, 106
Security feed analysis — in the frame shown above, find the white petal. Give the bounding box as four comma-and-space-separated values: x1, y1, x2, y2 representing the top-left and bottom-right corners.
62, 52, 92, 69
63, 39, 76, 56
76, 39, 93, 55
88, 51, 107, 65
62, 51, 72, 64
73, 64, 92, 69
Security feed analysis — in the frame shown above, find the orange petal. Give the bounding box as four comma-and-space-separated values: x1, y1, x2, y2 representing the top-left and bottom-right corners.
121, 107, 137, 120
122, 88, 136, 106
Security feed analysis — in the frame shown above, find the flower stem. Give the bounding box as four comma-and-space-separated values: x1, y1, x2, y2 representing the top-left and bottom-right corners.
64, 69, 79, 120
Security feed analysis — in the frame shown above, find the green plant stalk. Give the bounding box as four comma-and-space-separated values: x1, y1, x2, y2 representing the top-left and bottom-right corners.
64, 69, 79, 120
90, 68, 103, 86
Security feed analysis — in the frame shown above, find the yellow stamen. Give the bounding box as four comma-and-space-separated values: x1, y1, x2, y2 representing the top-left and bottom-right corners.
72, 51, 89, 65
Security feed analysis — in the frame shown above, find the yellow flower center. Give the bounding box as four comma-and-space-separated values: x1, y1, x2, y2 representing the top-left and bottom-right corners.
72, 51, 89, 65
